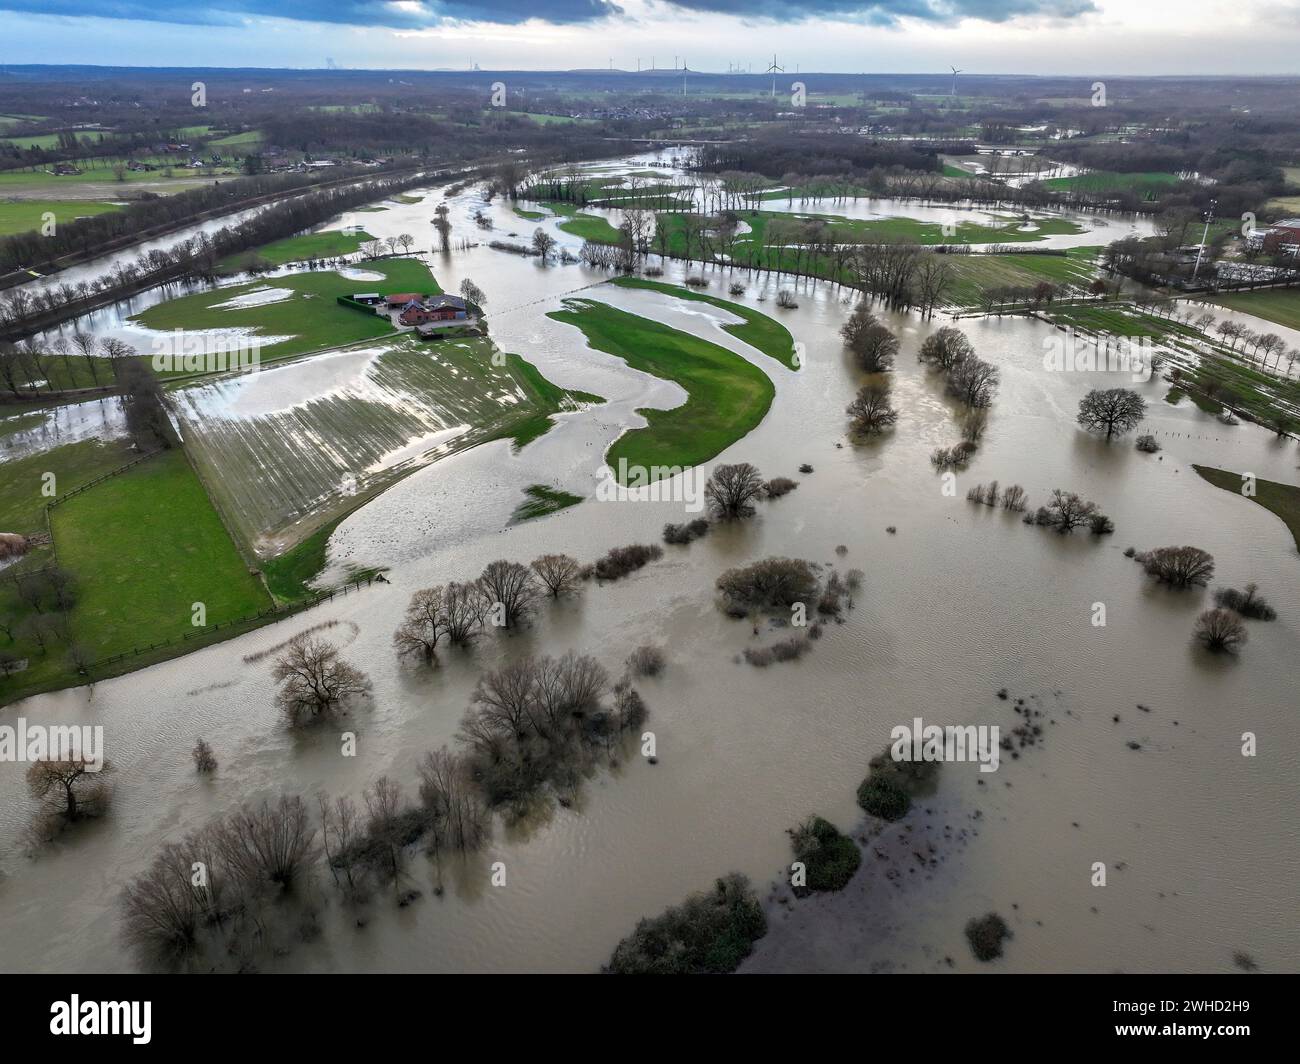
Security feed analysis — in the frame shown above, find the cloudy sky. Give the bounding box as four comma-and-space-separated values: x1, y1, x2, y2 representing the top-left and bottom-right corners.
0, 0, 1295, 75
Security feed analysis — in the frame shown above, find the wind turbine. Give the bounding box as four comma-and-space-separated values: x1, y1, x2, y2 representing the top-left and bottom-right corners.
950, 65, 962, 97
767, 54, 784, 99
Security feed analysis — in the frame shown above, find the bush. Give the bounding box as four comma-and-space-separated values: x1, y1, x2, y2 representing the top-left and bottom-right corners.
716, 557, 819, 613
728, 282, 746, 295
743, 635, 811, 666
965, 912, 1011, 961
1001, 484, 1027, 511
663, 519, 710, 545
1135, 434, 1161, 453
1213, 583, 1277, 620
626, 644, 666, 677
1136, 546, 1215, 588
789, 816, 861, 894
1194, 608, 1248, 653
592, 543, 663, 581
192, 739, 217, 774
1088, 513, 1115, 535
856, 774, 911, 821
684, 275, 709, 288
776, 289, 798, 308
764, 477, 799, 499
605, 873, 767, 974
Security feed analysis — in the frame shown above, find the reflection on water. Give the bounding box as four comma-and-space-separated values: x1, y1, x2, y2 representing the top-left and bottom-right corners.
0, 152, 1296, 975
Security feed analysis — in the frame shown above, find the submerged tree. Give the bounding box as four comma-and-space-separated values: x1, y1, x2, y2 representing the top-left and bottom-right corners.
846, 382, 898, 435
273, 636, 372, 724
27, 757, 114, 822
1194, 608, 1248, 654
705, 462, 765, 520
1077, 387, 1147, 439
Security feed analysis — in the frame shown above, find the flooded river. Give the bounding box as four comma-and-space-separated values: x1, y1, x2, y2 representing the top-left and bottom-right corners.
0, 154, 1296, 974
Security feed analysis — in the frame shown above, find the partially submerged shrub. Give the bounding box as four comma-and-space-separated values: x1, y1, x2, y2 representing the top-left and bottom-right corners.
743, 635, 812, 667
1135, 434, 1161, 453
965, 912, 1011, 961
663, 519, 710, 545
592, 543, 663, 581
1088, 513, 1115, 535
1214, 583, 1277, 620
1136, 545, 1215, 588
789, 816, 861, 895
626, 644, 666, 677
716, 557, 819, 613
192, 739, 217, 774
1194, 608, 1248, 654
1001, 485, 1027, 512
764, 476, 799, 499
605, 873, 766, 974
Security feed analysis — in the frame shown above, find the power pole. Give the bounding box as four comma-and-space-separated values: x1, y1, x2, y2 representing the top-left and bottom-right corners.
1192, 198, 1218, 282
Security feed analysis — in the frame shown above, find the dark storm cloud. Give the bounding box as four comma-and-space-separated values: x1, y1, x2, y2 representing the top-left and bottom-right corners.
0, 0, 1096, 27
0, 0, 623, 28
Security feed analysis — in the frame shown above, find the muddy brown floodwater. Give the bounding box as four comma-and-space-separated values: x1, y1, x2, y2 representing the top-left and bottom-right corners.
0, 154, 1296, 974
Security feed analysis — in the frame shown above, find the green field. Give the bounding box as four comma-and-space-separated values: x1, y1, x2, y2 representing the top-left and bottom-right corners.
0, 198, 122, 236
1040, 171, 1182, 198
549, 202, 625, 243
1211, 289, 1300, 332
1193, 465, 1300, 552
548, 298, 774, 479
612, 276, 799, 369
217, 228, 375, 271
0, 437, 135, 550
512, 484, 584, 522
944, 248, 1101, 305
132, 258, 439, 364
50, 448, 271, 660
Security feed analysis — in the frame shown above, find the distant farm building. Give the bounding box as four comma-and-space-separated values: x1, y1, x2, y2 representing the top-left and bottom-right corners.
350, 292, 383, 305
398, 295, 468, 327
1247, 219, 1300, 254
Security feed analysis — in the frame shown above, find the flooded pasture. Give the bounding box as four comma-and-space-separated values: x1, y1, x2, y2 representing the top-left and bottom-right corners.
0, 154, 1296, 974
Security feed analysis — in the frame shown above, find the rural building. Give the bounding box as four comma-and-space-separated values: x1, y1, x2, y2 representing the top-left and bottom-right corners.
1247, 219, 1300, 253
350, 292, 383, 305
385, 293, 425, 308
397, 294, 469, 326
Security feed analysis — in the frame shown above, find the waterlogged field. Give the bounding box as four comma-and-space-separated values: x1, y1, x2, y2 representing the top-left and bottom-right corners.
170, 335, 602, 559
131, 258, 439, 365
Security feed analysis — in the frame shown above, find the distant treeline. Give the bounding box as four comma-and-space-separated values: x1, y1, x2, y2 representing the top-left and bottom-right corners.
693, 135, 958, 181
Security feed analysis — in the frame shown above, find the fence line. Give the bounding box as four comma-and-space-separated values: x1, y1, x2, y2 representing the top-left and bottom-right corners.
45, 449, 165, 510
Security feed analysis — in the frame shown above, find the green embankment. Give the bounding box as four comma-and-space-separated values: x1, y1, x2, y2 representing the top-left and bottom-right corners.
612, 276, 799, 370
548, 298, 774, 479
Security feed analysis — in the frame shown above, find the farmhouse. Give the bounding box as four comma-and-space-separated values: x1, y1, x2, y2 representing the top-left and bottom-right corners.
398, 294, 468, 326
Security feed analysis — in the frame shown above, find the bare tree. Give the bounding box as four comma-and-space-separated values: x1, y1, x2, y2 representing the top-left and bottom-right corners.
417, 747, 490, 854
532, 228, 557, 262
1077, 388, 1147, 439
442, 581, 486, 645
272, 636, 371, 724
946, 355, 1000, 407
459, 278, 486, 306
363, 776, 410, 887
846, 382, 898, 435
919, 326, 974, 371
213, 796, 318, 895
477, 560, 539, 629
1044, 489, 1099, 534
192, 739, 217, 774
393, 586, 445, 663
531, 553, 582, 598
27, 757, 114, 822
1194, 608, 1247, 654
1137, 546, 1215, 588
705, 462, 765, 520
